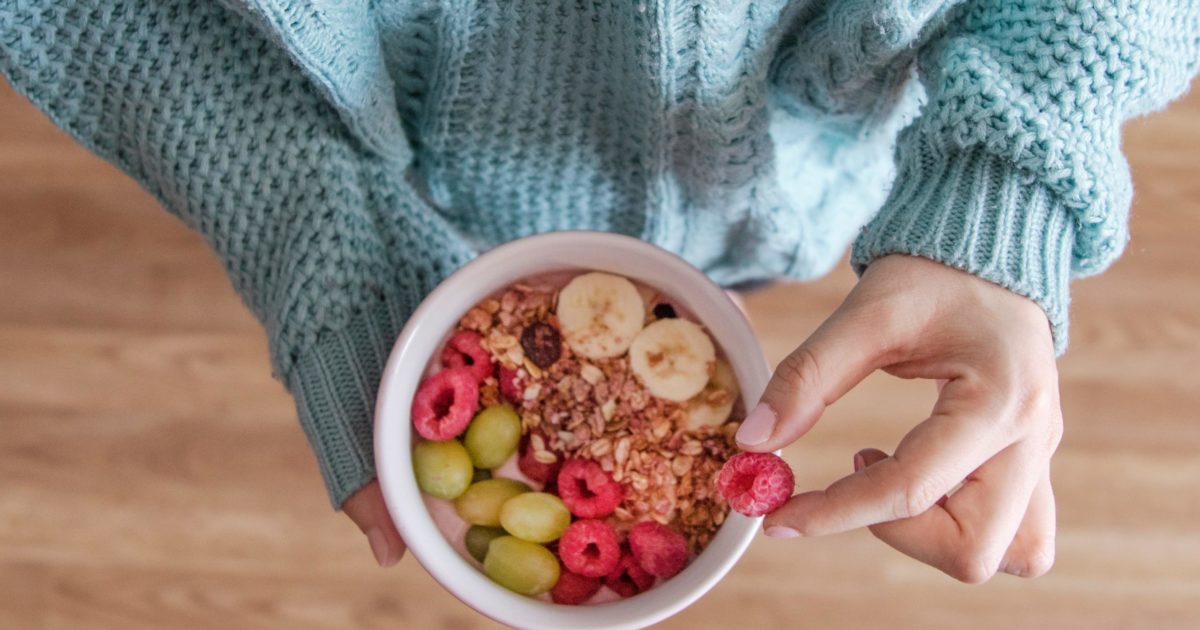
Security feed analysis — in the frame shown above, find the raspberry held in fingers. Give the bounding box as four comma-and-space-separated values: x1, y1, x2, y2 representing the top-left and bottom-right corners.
717, 452, 794, 516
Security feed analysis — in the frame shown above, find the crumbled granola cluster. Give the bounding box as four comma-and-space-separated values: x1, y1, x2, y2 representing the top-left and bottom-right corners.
458, 281, 740, 553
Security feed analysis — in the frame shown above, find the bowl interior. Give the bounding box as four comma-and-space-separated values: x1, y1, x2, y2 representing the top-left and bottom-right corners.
376, 232, 771, 630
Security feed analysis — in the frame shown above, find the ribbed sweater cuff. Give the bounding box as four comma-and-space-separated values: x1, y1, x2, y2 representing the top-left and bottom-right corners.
287, 292, 410, 509
851, 143, 1075, 355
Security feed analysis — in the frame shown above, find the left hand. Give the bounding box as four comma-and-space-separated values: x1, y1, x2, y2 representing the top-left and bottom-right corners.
343, 480, 407, 567
735, 255, 1063, 583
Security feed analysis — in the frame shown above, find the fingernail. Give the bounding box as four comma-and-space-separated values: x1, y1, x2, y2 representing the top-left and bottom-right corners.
736, 403, 777, 446
367, 527, 397, 567
853, 452, 866, 472
765, 526, 800, 539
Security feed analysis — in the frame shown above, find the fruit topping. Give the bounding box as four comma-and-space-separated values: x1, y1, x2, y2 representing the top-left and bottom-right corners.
412, 439, 474, 500
497, 364, 524, 405
557, 519, 622, 578
628, 318, 716, 402
551, 565, 603, 605
411, 367, 480, 441
483, 536, 560, 596
604, 549, 655, 598
464, 405, 522, 469
520, 321, 562, 369
454, 478, 531, 527
628, 521, 689, 578
557, 459, 623, 518
464, 525, 506, 563
499, 492, 571, 543
517, 431, 561, 484
556, 272, 645, 359
441, 330, 493, 383
683, 359, 739, 430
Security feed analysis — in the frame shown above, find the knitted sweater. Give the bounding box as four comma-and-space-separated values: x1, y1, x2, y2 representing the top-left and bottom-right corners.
2, 1, 1196, 508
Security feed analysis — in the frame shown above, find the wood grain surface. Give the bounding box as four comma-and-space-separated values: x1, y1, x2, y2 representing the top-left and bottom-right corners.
2, 78, 1198, 629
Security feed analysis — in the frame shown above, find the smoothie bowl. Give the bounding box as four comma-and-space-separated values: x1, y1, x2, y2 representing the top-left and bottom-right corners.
375, 232, 770, 629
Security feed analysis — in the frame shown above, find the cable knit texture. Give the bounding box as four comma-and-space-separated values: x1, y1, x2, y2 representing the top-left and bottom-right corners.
2, 0, 1196, 506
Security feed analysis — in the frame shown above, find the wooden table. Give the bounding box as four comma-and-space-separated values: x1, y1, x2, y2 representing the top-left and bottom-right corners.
2, 80, 1198, 629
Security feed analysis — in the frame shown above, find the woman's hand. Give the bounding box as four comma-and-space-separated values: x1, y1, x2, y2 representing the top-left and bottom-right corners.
344, 480, 407, 567
736, 255, 1062, 583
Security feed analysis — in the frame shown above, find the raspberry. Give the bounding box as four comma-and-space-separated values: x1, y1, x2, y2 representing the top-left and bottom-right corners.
517, 431, 561, 484
551, 564, 602, 605
557, 459, 624, 518
717, 452, 794, 517
627, 521, 689, 578
557, 519, 621, 578
497, 365, 524, 405
604, 549, 655, 598
411, 367, 480, 441
441, 331, 493, 383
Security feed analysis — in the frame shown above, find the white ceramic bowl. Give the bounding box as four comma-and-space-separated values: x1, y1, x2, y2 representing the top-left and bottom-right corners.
375, 231, 770, 630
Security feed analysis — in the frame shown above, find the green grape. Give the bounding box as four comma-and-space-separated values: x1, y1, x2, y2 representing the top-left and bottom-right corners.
498, 492, 571, 543
464, 525, 506, 563
483, 536, 560, 596
453, 478, 531, 526
464, 405, 522, 469
412, 439, 473, 500
472, 468, 492, 483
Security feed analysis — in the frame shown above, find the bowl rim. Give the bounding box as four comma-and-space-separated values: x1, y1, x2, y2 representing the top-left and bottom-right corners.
375, 231, 771, 630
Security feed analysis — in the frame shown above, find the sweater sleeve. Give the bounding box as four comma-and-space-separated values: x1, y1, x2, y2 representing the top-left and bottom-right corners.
0, 0, 476, 507
851, 1, 1200, 353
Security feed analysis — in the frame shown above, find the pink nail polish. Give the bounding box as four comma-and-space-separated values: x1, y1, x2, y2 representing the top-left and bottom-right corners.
736, 403, 777, 446
765, 526, 800, 539
367, 527, 396, 567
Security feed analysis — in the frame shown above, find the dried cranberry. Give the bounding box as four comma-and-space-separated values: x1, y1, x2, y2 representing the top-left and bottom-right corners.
652, 303, 677, 319
520, 321, 562, 368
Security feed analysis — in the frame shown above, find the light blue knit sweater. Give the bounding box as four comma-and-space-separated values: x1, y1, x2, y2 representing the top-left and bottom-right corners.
2, 1, 1197, 507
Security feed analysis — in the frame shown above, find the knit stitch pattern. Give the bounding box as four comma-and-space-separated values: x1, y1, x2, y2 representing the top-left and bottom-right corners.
2, 0, 1196, 506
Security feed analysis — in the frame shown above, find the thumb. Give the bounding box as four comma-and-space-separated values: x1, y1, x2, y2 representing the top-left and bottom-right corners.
736, 306, 884, 452
342, 479, 407, 567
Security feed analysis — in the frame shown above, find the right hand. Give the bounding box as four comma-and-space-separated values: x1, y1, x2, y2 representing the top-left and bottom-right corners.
736, 255, 1062, 583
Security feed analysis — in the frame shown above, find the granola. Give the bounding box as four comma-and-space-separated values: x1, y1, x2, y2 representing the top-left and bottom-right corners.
459, 280, 741, 553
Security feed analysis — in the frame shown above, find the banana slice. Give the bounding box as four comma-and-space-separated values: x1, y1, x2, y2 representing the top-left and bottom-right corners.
556, 272, 646, 359
628, 318, 715, 402
683, 359, 739, 430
